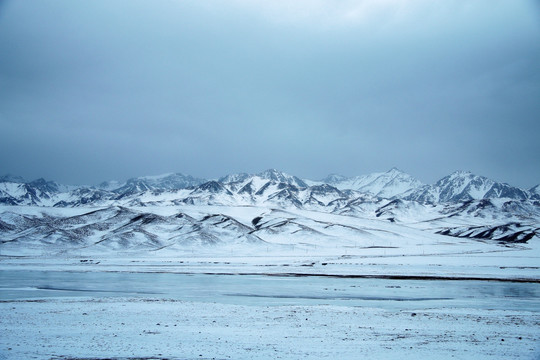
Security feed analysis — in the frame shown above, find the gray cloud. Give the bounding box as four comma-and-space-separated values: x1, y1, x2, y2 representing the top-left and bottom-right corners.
0, 0, 539, 187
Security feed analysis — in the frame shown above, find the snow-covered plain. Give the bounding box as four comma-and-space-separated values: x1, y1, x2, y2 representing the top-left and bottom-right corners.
1, 217, 539, 359
1, 297, 539, 360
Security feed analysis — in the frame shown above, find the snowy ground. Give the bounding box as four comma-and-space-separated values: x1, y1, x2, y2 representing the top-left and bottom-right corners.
1, 250, 539, 360
0, 297, 539, 360
1, 242, 539, 281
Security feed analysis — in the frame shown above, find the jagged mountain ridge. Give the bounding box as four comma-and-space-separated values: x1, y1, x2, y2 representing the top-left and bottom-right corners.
0, 168, 537, 207
0, 177, 65, 206
107, 173, 206, 193
220, 169, 308, 189
405, 171, 530, 204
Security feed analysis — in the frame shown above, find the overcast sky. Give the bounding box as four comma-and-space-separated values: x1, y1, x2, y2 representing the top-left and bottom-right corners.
0, 0, 539, 187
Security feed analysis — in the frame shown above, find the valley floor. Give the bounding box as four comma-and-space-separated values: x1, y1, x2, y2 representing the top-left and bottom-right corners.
1, 240, 540, 280
1, 242, 540, 360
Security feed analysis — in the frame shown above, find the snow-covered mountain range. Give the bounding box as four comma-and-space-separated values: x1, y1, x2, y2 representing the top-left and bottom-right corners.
0, 168, 538, 255
1, 168, 537, 207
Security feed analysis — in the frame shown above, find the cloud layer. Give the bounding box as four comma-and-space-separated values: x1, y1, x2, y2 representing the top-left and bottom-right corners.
0, 0, 539, 186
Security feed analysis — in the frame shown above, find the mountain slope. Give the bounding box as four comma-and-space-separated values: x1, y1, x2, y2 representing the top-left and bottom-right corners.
0, 206, 267, 255
0, 177, 63, 206
530, 185, 540, 200
315, 168, 423, 198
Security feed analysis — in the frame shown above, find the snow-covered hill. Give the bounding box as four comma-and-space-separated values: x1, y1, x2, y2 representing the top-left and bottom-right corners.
0, 168, 538, 254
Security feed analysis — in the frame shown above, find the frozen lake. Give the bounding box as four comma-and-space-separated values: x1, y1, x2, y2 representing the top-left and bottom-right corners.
1, 270, 539, 311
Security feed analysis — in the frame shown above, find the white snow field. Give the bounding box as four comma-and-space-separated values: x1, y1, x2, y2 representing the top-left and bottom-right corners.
1, 202, 539, 359
1, 297, 539, 360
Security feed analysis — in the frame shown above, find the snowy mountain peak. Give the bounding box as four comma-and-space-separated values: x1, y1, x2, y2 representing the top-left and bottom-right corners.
113, 179, 153, 198
448, 170, 474, 177
435, 172, 495, 202
319, 168, 423, 198
256, 169, 308, 188
27, 178, 60, 194
219, 173, 251, 184
128, 173, 206, 190
0, 176, 62, 206
407, 172, 529, 203
258, 169, 289, 181
385, 167, 403, 174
